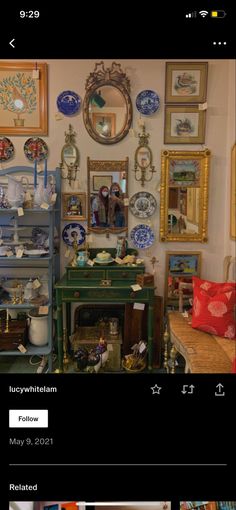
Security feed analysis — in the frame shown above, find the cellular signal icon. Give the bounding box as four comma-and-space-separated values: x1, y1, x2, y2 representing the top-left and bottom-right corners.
199, 10, 209, 17
186, 11, 197, 18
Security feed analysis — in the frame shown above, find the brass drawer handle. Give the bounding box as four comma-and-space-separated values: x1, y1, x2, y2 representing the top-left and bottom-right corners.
130, 292, 135, 299
122, 272, 128, 278
74, 291, 80, 298
83, 272, 89, 278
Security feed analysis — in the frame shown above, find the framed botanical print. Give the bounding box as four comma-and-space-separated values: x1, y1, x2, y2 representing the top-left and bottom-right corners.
165, 62, 208, 103
62, 192, 86, 221
230, 143, 236, 239
164, 106, 206, 144
0, 61, 48, 135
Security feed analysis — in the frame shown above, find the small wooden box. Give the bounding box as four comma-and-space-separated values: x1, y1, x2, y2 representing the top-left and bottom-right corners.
0, 320, 28, 351
136, 273, 154, 286
71, 326, 122, 371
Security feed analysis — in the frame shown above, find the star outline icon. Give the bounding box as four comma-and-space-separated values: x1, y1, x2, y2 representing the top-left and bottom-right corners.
150, 384, 162, 395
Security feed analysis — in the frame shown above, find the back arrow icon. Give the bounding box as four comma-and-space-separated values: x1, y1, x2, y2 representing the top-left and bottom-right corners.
9, 39, 15, 48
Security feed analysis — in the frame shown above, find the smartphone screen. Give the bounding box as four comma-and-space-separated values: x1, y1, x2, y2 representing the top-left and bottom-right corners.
0, 4, 235, 510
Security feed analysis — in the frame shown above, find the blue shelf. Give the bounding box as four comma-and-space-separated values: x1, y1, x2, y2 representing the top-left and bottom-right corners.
0, 343, 52, 356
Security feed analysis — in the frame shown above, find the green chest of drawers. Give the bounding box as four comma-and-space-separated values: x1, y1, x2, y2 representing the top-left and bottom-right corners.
66, 264, 145, 283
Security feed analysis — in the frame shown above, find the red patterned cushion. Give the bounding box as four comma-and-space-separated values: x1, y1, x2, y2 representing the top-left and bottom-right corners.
232, 358, 236, 373
191, 276, 236, 339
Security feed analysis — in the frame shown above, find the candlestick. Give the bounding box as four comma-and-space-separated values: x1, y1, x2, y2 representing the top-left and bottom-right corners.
44, 158, 48, 189
4, 308, 9, 333
34, 159, 37, 189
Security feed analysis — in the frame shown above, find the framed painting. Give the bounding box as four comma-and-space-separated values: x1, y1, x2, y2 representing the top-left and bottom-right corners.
92, 112, 116, 138
230, 143, 236, 239
92, 174, 112, 192
164, 106, 206, 144
0, 61, 48, 135
165, 62, 208, 103
62, 192, 86, 221
165, 251, 201, 306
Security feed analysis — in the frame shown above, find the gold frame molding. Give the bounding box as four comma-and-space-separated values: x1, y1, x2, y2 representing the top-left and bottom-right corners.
230, 143, 236, 239
160, 149, 211, 242
62, 192, 86, 221
83, 61, 132, 145
0, 61, 48, 135
87, 157, 128, 235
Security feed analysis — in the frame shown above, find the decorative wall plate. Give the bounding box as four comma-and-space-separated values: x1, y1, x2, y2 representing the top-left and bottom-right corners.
136, 90, 160, 115
24, 138, 48, 162
57, 90, 81, 115
129, 192, 157, 218
62, 223, 86, 246
130, 224, 155, 249
0, 137, 15, 162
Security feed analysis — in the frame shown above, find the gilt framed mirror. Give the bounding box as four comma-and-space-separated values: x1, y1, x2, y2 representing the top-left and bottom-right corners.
87, 157, 128, 234
83, 62, 132, 144
160, 149, 211, 242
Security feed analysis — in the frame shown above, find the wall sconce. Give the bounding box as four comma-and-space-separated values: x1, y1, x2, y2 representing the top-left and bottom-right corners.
132, 125, 156, 186
60, 124, 79, 185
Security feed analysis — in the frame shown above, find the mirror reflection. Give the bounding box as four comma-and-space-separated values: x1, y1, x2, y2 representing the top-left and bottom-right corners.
89, 85, 126, 139
168, 187, 200, 234
88, 158, 128, 234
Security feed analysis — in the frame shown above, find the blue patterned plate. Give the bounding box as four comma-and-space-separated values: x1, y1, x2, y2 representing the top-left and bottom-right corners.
57, 90, 81, 116
130, 224, 155, 249
136, 90, 160, 115
62, 223, 86, 246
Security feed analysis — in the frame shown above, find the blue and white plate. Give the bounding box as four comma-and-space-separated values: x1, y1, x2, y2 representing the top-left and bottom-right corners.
136, 90, 160, 116
130, 224, 155, 249
57, 91, 81, 116
62, 223, 86, 246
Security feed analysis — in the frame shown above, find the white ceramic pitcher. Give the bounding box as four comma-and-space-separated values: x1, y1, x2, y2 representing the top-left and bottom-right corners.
33, 176, 53, 207
7, 175, 29, 208
28, 308, 48, 346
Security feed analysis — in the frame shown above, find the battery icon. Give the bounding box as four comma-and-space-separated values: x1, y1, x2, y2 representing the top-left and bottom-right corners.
211, 10, 227, 18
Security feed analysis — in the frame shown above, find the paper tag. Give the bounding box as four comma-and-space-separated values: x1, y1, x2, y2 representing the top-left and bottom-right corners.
17, 207, 24, 216
55, 112, 63, 120
115, 257, 124, 265
40, 202, 50, 210
6, 250, 13, 257
87, 259, 94, 266
107, 344, 113, 351
131, 284, 142, 292
139, 341, 146, 354
32, 278, 41, 289
18, 344, 27, 353
32, 69, 39, 79
65, 248, 71, 258
133, 302, 145, 310
16, 249, 24, 258
0, 239, 3, 246
51, 193, 57, 203
124, 198, 129, 206
37, 165, 43, 174
199, 102, 207, 110
39, 306, 48, 315
24, 191, 32, 201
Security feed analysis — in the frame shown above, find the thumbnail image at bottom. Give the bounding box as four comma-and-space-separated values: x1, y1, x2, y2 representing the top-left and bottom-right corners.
9, 503, 172, 510
180, 504, 236, 510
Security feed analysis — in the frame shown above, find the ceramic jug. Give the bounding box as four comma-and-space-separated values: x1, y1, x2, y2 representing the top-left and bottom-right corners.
7, 175, 29, 208
77, 251, 89, 267
28, 308, 48, 346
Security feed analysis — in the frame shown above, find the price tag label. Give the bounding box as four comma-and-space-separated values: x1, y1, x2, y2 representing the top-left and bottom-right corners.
139, 341, 146, 353
55, 112, 63, 120
32, 69, 39, 79
18, 344, 27, 353
133, 303, 145, 310
37, 165, 43, 174
51, 193, 57, 203
40, 202, 50, 210
124, 198, 129, 206
6, 250, 14, 257
39, 306, 48, 315
17, 207, 24, 216
65, 248, 71, 258
32, 278, 41, 289
16, 249, 24, 258
25, 191, 32, 201
199, 102, 207, 110
131, 284, 142, 292
114, 257, 124, 265
87, 259, 94, 266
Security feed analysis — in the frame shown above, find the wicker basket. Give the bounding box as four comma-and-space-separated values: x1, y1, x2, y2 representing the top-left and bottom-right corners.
122, 353, 147, 373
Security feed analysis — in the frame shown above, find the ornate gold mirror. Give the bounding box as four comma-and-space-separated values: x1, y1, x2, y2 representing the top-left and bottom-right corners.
83, 62, 132, 144
160, 149, 211, 242
87, 157, 128, 234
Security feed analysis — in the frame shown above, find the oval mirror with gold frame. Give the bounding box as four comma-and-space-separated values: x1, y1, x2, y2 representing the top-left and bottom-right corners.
83, 62, 132, 145
160, 149, 211, 242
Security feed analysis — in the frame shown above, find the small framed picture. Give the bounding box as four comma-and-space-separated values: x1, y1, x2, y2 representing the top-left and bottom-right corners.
92, 174, 112, 192
165, 62, 208, 103
62, 192, 86, 221
92, 112, 116, 138
164, 105, 206, 144
165, 251, 201, 306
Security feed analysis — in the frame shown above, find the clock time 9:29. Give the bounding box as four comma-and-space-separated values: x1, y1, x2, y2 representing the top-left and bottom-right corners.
20, 10, 40, 18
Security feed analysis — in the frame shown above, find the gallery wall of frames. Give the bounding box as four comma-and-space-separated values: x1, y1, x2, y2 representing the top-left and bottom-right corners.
0, 59, 235, 374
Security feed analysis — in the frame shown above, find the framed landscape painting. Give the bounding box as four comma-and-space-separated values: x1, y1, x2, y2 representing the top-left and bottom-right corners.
165, 62, 208, 103
0, 61, 48, 135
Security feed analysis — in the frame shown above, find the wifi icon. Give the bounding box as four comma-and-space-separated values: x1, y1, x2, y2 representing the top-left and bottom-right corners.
199, 10, 209, 17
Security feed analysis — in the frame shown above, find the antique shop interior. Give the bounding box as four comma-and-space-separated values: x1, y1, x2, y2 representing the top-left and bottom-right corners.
0, 59, 235, 374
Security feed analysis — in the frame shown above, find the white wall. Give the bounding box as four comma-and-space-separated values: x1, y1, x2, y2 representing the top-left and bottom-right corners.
1, 59, 235, 296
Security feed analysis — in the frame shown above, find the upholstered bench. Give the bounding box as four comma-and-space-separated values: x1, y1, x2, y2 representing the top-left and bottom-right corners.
166, 311, 235, 373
